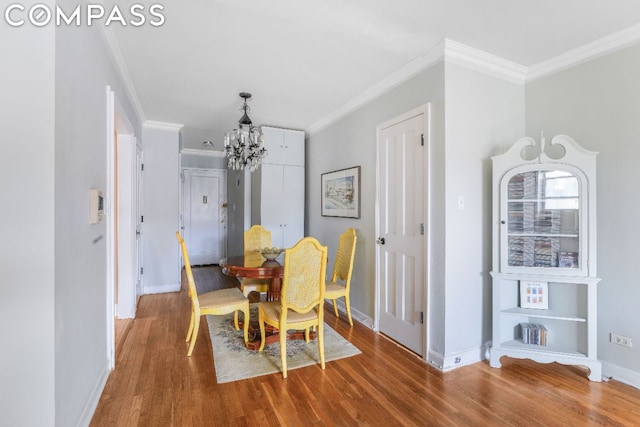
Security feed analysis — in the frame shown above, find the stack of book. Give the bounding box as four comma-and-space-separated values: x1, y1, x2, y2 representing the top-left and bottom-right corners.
520, 323, 548, 346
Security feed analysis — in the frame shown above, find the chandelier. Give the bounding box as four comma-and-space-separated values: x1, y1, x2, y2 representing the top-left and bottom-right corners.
224, 92, 267, 172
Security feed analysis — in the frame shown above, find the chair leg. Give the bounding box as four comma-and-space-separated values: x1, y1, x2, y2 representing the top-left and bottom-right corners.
233, 311, 240, 330
242, 305, 249, 345
344, 295, 353, 326
258, 307, 266, 352
186, 310, 195, 342
187, 315, 200, 356
280, 324, 288, 378
318, 321, 325, 370
332, 299, 339, 318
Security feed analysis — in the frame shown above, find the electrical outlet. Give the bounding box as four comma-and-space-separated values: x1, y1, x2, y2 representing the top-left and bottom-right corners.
610, 333, 633, 348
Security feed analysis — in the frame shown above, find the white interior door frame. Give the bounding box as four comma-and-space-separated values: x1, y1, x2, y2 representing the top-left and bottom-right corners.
374, 103, 431, 359
116, 133, 137, 319
106, 86, 116, 369
106, 85, 138, 368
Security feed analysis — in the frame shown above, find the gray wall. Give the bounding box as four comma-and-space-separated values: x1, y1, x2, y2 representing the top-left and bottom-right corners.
0, 6, 140, 426
306, 60, 525, 365
54, 19, 141, 427
0, 7, 56, 426
442, 63, 524, 358
143, 126, 181, 293
526, 43, 640, 376
2, 8, 142, 426
306, 62, 446, 346
227, 169, 250, 257
181, 151, 227, 169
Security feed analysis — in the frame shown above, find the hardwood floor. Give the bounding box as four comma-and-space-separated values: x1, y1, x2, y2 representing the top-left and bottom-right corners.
91, 267, 640, 426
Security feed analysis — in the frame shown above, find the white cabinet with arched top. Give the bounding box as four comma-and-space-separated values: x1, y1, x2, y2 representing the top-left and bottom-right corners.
490, 134, 601, 381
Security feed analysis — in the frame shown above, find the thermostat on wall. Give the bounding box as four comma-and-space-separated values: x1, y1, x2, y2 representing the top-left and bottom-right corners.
89, 189, 104, 224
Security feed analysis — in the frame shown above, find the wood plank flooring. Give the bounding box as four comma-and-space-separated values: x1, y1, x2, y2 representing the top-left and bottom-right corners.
91, 266, 640, 426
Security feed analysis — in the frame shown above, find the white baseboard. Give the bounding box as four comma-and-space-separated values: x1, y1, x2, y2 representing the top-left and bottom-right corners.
428, 344, 490, 372
324, 298, 374, 330
143, 283, 180, 294
116, 303, 136, 319
602, 361, 640, 390
76, 362, 110, 427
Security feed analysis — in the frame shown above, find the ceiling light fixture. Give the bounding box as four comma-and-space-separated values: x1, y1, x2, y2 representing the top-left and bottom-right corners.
224, 92, 267, 172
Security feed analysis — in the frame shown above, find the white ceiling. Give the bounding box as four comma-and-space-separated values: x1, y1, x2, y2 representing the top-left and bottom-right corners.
107, 0, 640, 150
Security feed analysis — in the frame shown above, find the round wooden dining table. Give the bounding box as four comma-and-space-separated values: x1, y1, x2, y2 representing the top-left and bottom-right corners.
219, 255, 284, 301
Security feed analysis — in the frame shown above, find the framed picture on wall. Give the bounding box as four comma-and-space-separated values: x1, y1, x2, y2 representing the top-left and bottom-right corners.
321, 166, 361, 218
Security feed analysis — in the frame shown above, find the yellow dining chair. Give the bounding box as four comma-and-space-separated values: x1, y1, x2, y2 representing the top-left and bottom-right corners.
240, 225, 272, 297
176, 232, 249, 356
325, 228, 357, 326
258, 237, 328, 378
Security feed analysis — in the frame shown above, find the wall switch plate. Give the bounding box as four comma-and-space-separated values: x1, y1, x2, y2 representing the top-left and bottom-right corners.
610, 333, 633, 348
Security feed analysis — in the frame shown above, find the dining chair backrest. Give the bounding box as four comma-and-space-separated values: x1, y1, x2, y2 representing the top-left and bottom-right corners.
177, 231, 199, 311
331, 227, 357, 286
257, 236, 328, 377
325, 228, 357, 325
244, 225, 272, 265
281, 237, 328, 315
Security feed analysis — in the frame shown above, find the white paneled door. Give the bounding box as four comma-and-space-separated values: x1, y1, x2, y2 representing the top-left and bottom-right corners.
182, 169, 227, 265
376, 105, 429, 356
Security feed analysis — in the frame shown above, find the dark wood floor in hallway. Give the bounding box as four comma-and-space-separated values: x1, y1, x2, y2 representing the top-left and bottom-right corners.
91, 266, 640, 426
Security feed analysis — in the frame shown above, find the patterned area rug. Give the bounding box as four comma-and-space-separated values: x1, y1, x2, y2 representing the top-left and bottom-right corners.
207, 306, 361, 383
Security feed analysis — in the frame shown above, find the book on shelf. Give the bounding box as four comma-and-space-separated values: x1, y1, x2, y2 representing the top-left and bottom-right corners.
519, 322, 548, 346
558, 251, 578, 268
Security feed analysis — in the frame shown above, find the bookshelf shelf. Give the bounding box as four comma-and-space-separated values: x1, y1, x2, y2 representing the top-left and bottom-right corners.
489, 134, 602, 382
501, 339, 587, 358
501, 307, 586, 322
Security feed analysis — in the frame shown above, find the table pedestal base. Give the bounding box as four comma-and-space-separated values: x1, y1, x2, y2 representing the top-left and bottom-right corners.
241, 321, 317, 351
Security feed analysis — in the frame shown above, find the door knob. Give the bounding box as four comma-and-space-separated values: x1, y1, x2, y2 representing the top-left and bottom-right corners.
376, 237, 385, 245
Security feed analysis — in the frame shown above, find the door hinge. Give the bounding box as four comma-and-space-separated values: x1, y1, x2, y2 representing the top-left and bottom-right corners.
421, 133, 424, 146
141, 163, 144, 171
140, 267, 144, 275
420, 311, 424, 324
141, 215, 144, 223
420, 223, 425, 235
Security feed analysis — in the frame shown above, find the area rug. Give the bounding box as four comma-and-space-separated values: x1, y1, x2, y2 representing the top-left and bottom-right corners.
206, 306, 361, 383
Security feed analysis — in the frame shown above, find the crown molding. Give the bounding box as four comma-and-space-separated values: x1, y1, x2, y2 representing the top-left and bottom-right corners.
98, 26, 146, 124
443, 39, 527, 84
306, 39, 529, 136
181, 148, 225, 158
306, 44, 444, 136
143, 120, 184, 132
527, 22, 640, 81
306, 24, 640, 137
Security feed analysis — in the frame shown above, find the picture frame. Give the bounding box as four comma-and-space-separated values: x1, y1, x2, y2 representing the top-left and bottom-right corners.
321, 166, 361, 218
520, 281, 549, 310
